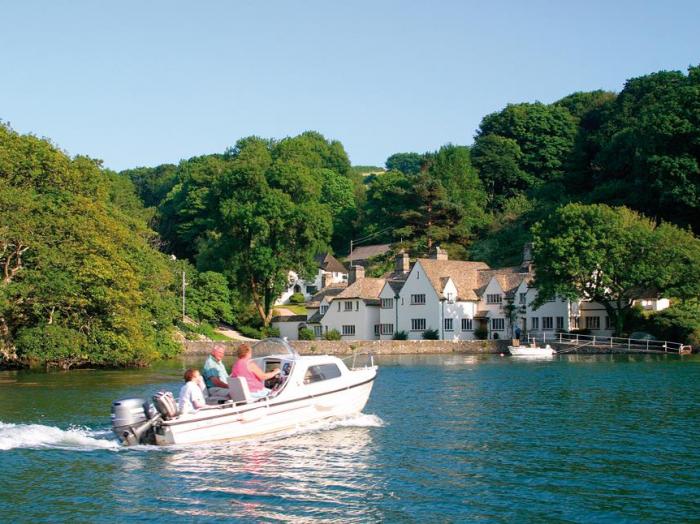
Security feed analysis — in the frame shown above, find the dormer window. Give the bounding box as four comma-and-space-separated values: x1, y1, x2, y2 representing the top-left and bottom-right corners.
486, 294, 502, 304
320, 305, 328, 314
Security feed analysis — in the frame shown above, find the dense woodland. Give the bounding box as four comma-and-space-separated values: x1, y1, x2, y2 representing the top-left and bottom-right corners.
1, 65, 699, 368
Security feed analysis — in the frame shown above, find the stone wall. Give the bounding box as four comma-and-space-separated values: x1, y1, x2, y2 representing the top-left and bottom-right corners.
182, 339, 509, 356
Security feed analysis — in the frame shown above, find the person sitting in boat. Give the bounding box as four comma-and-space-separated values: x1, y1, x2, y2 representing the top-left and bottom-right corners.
178, 369, 206, 414
202, 345, 229, 397
231, 343, 281, 399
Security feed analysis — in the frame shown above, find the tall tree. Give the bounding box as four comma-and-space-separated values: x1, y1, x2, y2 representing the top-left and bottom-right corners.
385, 152, 424, 175
532, 203, 700, 335
475, 102, 577, 183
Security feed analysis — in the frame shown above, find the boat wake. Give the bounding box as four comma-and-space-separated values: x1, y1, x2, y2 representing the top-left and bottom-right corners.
0, 421, 119, 451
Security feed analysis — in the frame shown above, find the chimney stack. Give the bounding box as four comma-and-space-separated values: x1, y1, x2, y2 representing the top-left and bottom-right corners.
431, 246, 448, 261
396, 250, 410, 274
521, 242, 533, 271
349, 264, 365, 285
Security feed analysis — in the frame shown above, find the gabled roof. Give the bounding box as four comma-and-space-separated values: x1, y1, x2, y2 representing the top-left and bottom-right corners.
345, 243, 391, 262
306, 283, 346, 307
315, 252, 347, 274
476, 266, 533, 298
332, 277, 386, 301
417, 259, 490, 301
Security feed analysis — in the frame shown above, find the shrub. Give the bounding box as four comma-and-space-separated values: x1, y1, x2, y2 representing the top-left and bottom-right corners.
15, 325, 88, 367
324, 329, 341, 340
262, 326, 281, 338
393, 330, 408, 340
239, 325, 262, 339
646, 302, 700, 345
289, 292, 306, 305
474, 326, 488, 340
422, 328, 439, 340
298, 327, 315, 340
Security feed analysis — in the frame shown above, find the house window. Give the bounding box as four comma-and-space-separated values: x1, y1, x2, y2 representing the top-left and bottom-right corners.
320, 305, 328, 314
531, 317, 539, 330
380, 323, 394, 335
542, 317, 553, 330
356, 301, 359, 311
306, 285, 317, 294
344, 301, 353, 311
411, 318, 426, 331
444, 318, 454, 331
570, 316, 580, 329
519, 293, 527, 305
446, 292, 454, 302
585, 316, 600, 330
337, 302, 341, 311
461, 318, 473, 331
304, 363, 341, 384
411, 294, 426, 305
492, 318, 505, 331
486, 294, 502, 304
417, 271, 420, 279
313, 325, 322, 337
605, 316, 611, 329
374, 324, 380, 337
556, 317, 564, 330
381, 298, 394, 309
341, 325, 356, 336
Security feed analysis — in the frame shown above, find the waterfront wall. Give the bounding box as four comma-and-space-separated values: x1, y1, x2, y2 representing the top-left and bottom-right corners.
182, 339, 509, 356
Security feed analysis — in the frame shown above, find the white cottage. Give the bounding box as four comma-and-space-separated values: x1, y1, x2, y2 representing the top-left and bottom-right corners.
321, 266, 385, 340
275, 253, 348, 305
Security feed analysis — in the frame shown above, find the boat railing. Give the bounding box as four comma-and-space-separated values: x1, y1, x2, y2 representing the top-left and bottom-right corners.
341, 350, 375, 370
527, 332, 690, 354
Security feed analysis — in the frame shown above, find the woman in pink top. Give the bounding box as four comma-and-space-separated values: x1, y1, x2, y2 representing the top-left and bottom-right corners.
231, 344, 280, 398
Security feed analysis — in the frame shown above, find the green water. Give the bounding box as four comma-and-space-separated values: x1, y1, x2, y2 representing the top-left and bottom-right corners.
1, 354, 699, 522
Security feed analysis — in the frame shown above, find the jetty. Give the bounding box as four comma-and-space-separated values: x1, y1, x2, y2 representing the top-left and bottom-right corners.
527, 332, 692, 355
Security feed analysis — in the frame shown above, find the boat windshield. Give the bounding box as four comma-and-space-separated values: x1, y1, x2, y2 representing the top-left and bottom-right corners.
251, 337, 299, 359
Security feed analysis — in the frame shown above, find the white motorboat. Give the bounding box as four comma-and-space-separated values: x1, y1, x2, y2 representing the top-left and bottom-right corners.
508, 344, 557, 357
111, 338, 377, 446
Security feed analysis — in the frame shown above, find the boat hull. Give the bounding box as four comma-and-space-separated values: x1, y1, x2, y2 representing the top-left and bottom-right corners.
155, 370, 376, 445
508, 345, 556, 357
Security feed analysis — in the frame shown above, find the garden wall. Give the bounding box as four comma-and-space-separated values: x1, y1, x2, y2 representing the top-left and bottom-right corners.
182, 339, 509, 356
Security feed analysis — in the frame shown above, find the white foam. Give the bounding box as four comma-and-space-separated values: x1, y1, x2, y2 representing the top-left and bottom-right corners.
329, 413, 385, 428
0, 421, 119, 451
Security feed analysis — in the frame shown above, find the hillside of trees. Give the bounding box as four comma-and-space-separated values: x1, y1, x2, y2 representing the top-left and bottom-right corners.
1, 64, 699, 368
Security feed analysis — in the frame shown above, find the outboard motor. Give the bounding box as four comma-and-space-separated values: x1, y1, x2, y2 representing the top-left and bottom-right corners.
111, 397, 161, 446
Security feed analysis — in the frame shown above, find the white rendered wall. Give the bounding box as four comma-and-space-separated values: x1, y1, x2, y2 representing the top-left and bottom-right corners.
321, 300, 380, 340
395, 261, 441, 340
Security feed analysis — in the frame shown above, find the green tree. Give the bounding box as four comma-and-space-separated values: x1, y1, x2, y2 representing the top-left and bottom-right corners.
475, 102, 577, 183
471, 135, 534, 210
568, 66, 700, 232
385, 152, 424, 175
187, 271, 234, 325
532, 203, 700, 335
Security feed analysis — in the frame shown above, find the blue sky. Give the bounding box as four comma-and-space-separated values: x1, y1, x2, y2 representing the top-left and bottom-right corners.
1, 1, 698, 171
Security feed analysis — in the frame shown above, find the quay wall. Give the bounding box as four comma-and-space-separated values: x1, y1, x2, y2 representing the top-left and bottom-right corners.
182, 339, 509, 356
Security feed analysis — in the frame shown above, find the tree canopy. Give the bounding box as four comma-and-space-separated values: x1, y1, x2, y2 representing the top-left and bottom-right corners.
532, 203, 700, 335
0, 123, 180, 368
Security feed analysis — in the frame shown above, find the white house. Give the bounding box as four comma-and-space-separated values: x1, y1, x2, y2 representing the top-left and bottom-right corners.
320, 266, 385, 340
275, 253, 348, 305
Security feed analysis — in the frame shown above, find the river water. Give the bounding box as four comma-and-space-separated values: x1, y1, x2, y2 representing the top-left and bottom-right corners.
1, 354, 699, 522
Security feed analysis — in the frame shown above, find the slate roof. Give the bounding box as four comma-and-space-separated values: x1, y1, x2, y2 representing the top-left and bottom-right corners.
476, 266, 534, 298
307, 310, 324, 323
314, 253, 348, 274
306, 284, 346, 307
333, 277, 386, 301
416, 259, 490, 301
345, 243, 392, 262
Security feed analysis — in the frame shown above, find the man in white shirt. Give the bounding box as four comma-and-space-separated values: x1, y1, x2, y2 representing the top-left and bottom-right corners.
178, 369, 206, 414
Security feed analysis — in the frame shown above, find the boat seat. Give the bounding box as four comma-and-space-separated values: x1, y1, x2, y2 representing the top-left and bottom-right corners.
228, 377, 253, 404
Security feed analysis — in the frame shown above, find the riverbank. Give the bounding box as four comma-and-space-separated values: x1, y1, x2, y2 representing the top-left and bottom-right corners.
183, 339, 509, 356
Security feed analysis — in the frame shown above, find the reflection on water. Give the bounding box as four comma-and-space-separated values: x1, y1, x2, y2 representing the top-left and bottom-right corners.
1, 354, 700, 522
